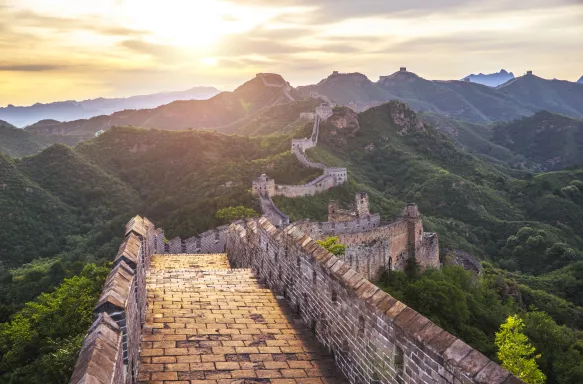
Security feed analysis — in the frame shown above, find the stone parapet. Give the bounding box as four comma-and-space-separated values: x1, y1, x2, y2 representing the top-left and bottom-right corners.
70, 313, 124, 384
70, 215, 157, 384
226, 218, 524, 384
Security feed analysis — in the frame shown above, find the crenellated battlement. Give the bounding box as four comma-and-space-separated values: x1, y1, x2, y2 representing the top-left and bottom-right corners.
70, 215, 157, 384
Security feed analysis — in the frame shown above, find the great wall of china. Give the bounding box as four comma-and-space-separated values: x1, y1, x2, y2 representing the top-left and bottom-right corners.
252, 99, 345, 226
70, 214, 523, 384
70, 76, 524, 384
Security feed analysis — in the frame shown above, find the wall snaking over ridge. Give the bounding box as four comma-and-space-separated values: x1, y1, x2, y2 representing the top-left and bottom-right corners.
253, 105, 347, 226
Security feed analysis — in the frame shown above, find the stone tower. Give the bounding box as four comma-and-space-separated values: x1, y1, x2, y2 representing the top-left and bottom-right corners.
355, 192, 370, 218
252, 174, 276, 197
403, 203, 423, 260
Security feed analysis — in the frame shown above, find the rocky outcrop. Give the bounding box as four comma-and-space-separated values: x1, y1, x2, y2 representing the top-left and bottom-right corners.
328, 108, 360, 133
388, 101, 427, 134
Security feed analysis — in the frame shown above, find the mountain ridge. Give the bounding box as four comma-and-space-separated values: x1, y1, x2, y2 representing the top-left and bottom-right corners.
301, 69, 583, 123
0, 86, 220, 127
22, 74, 300, 139
462, 69, 515, 87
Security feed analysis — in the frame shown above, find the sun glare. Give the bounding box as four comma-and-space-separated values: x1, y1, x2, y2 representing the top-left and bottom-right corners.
114, 0, 276, 49
201, 57, 219, 66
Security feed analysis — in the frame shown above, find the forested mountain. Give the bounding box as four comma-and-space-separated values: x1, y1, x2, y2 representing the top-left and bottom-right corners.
420, 110, 583, 172
299, 70, 583, 123
0, 86, 220, 128
493, 111, 583, 171
0, 121, 79, 157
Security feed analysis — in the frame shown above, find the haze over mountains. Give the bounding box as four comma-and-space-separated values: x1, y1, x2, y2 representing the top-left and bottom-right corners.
4, 69, 583, 131
0, 86, 220, 127
5, 70, 582, 142
462, 69, 515, 87
22, 74, 298, 140
301, 69, 583, 124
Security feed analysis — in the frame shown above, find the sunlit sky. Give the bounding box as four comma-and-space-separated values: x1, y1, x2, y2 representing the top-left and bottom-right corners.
1, 0, 582, 106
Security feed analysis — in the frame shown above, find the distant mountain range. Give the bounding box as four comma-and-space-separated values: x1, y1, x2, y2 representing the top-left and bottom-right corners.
22, 74, 297, 140
299, 70, 583, 123
462, 69, 515, 87
5, 70, 583, 164
0, 86, 220, 127
579, 76, 583, 84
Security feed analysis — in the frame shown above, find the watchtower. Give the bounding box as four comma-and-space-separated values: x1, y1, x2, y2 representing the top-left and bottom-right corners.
252, 174, 276, 197
526, 70, 533, 76
400, 67, 407, 72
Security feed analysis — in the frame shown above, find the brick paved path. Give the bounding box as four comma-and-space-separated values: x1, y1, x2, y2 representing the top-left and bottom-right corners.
138, 254, 346, 384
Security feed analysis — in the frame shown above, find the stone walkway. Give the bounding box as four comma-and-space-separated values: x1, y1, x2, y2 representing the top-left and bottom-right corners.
138, 254, 346, 384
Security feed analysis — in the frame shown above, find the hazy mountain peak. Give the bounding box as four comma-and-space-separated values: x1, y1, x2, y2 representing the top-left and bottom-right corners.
578, 76, 583, 84
0, 86, 220, 127
377, 68, 422, 83
316, 71, 371, 86
462, 69, 515, 87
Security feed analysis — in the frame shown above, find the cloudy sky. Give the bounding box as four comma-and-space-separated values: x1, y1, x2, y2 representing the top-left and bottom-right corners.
1, 0, 582, 106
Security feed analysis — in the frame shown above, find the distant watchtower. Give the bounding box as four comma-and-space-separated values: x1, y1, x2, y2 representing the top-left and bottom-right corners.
526, 70, 533, 76
332, 71, 339, 75
400, 67, 407, 72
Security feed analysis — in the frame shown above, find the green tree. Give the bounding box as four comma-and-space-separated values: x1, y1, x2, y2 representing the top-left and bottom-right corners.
495, 315, 546, 384
317, 236, 346, 256
0, 264, 109, 383
216, 206, 258, 223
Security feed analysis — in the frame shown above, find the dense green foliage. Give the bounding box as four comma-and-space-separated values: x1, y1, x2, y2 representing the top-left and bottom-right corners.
0, 123, 78, 158
493, 111, 583, 171
495, 315, 546, 384
379, 264, 583, 383
0, 264, 109, 383
216, 206, 259, 223
379, 265, 514, 358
